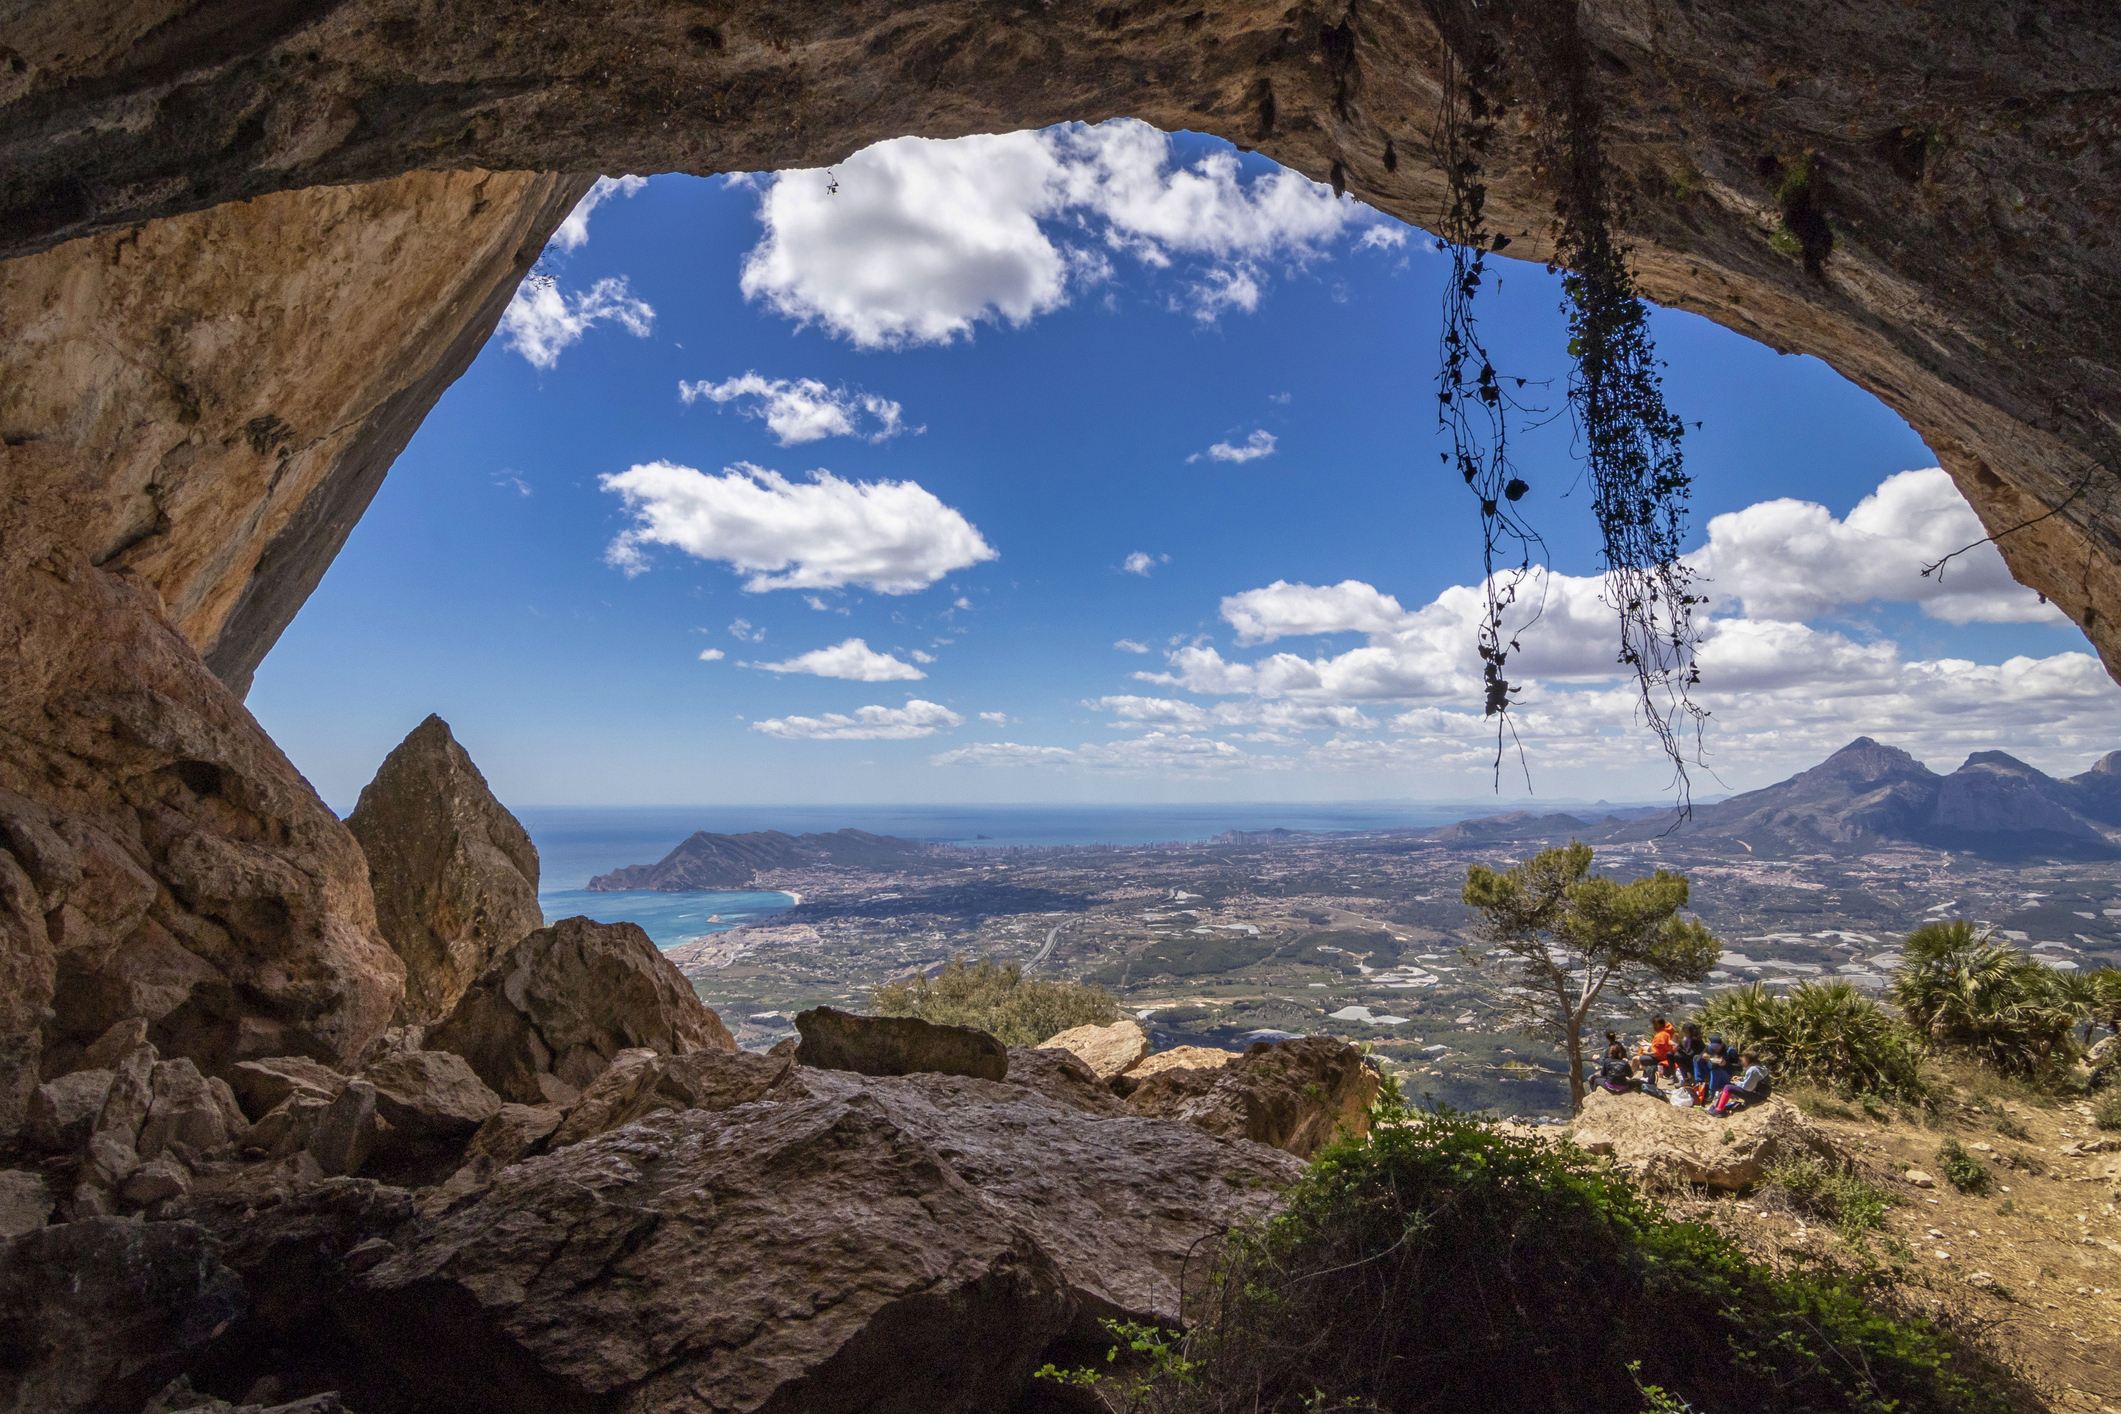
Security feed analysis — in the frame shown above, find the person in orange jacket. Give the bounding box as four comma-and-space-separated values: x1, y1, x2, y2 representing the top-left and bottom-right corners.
1649, 1015, 1676, 1081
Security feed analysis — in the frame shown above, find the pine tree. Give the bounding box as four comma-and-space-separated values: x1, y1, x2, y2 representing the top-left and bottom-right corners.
1463, 842, 1719, 1112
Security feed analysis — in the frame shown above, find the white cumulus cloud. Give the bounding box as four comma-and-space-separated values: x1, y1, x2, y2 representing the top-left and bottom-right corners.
1114, 639, 1151, 653
1122, 551, 1171, 576
1222, 579, 1412, 645
1191, 430, 1277, 464
744, 638, 926, 682
552, 175, 647, 252
978, 711, 1011, 725
1094, 469, 2114, 780
753, 699, 963, 740
601, 461, 997, 592
738, 120, 1383, 349
698, 648, 726, 662
679, 372, 908, 446
500, 276, 654, 369
1691, 467, 2064, 624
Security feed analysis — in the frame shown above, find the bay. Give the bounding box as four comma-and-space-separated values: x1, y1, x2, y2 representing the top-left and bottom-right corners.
535, 886, 797, 950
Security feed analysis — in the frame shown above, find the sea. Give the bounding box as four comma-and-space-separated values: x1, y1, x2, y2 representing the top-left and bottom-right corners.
517, 801, 1629, 951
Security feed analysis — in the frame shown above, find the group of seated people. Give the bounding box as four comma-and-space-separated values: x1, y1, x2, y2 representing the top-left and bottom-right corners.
1591, 1016, 1771, 1116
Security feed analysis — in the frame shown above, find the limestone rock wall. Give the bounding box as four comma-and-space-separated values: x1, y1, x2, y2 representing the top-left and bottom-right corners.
0, 169, 588, 1140
0, 0, 2117, 673
0, 168, 593, 692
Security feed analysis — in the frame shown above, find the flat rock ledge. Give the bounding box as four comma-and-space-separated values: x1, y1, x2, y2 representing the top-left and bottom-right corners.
1571, 1090, 1843, 1191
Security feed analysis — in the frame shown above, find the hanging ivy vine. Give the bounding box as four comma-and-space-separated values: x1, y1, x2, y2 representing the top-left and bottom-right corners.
1432, 41, 1548, 782
1427, 0, 1708, 804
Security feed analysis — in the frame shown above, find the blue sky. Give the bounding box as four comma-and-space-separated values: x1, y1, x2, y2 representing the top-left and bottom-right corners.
248, 123, 2115, 811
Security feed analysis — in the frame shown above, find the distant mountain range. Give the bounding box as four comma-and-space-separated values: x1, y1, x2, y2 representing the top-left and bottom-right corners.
585, 741, 2121, 889
586, 828, 933, 890
1432, 738, 2121, 860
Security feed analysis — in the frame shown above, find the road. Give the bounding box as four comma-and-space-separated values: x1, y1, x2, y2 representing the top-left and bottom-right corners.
1027, 925, 1061, 971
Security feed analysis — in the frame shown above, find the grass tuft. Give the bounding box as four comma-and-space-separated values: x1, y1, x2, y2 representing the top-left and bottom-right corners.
1765, 1155, 1891, 1242
1936, 1138, 1995, 1196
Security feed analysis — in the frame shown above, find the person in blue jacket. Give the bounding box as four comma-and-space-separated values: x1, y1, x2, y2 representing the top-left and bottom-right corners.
1695, 1033, 1731, 1101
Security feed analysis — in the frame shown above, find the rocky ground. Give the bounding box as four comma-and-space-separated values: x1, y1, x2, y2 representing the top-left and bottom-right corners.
1539, 1072, 2121, 1410
3, 717, 2116, 1410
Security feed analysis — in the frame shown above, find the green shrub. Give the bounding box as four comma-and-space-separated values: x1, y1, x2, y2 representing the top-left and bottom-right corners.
1694, 981, 1928, 1101
2084, 964, 2121, 1031
2094, 1092, 2121, 1132
1789, 1088, 1859, 1122
871, 956, 1118, 1045
1889, 921, 2084, 1080
1936, 1138, 1995, 1196
1765, 1156, 1891, 1241
1079, 1105, 2011, 1413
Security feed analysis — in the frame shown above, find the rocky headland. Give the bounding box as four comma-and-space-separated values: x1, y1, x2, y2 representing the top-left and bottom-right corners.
587, 828, 936, 892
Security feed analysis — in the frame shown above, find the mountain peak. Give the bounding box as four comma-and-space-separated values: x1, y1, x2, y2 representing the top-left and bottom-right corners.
1803, 737, 1932, 785
1958, 750, 2047, 779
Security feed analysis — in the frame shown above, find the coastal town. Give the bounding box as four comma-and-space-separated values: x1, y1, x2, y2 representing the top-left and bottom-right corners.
663, 817, 2121, 1117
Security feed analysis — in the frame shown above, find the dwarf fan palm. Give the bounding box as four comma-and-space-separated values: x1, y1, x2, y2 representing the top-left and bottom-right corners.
1888, 920, 2081, 1079
1695, 980, 1927, 1101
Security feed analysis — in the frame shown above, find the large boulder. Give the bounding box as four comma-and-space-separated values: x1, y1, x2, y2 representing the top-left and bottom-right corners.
1125, 1037, 1379, 1159
0, 675, 403, 1138
1123, 1045, 1238, 1081
794, 1007, 1009, 1082
344, 716, 543, 1026
1574, 1089, 1842, 1190
343, 1097, 1074, 1414
424, 917, 735, 1106
333, 1066, 1302, 1413
306, 1083, 384, 1180
543, 1047, 666, 1150
0, 1218, 247, 1414
464, 1104, 567, 1168
1037, 1018, 1149, 1079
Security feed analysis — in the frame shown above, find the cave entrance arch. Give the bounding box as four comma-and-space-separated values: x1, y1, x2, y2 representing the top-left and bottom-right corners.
1, 0, 2116, 1132
4, 0, 2118, 684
